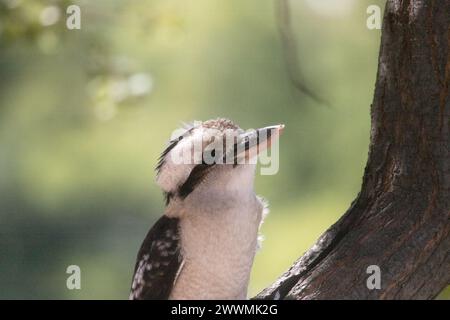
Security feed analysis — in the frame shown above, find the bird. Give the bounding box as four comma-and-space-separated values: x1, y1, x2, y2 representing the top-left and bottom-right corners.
129, 118, 284, 300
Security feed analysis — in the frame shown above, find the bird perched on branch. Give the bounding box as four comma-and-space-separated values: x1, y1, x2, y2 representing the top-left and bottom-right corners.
129, 118, 284, 300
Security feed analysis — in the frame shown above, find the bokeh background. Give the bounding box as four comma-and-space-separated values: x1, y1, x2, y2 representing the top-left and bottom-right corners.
0, 0, 448, 299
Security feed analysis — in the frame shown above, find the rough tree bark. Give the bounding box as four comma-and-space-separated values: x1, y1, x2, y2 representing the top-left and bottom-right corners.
256, 0, 450, 299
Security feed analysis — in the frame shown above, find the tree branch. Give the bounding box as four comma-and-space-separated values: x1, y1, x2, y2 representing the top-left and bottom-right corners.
276, 0, 329, 106
256, 0, 450, 300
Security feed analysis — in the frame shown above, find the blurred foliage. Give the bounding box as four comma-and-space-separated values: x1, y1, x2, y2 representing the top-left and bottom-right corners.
0, 0, 447, 299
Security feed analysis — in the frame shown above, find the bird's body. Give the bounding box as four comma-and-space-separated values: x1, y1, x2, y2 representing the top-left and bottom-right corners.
169, 166, 265, 299
130, 118, 282, 300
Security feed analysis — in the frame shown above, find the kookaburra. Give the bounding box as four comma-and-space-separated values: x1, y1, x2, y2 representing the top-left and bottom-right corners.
129, 118, 284, 300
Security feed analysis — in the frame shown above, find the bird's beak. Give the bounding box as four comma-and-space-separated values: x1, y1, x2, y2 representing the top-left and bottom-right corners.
233, 124, 284, 163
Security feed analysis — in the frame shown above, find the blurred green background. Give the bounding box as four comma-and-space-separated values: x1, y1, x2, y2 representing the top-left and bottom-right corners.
0, 0, 448, 299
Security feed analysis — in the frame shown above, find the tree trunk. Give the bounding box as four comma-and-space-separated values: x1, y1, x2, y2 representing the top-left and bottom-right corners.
256, 0, 450, 300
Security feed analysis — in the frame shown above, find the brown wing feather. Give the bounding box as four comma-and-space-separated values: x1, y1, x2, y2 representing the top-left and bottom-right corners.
129, 215, 183, 300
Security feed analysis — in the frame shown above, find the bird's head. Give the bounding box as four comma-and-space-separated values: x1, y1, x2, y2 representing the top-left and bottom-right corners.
155, 118, 283, 216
